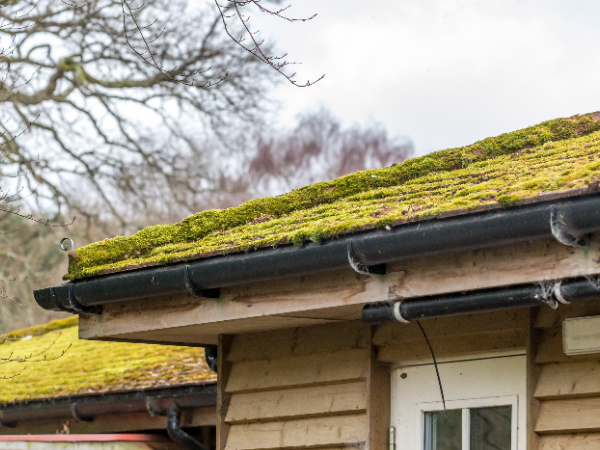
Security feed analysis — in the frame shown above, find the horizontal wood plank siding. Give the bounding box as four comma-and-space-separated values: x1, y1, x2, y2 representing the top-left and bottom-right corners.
226, 415, 368, 450
225, 348, 369, 394
226, 381, 367, 424
222, 321, 371, 449
226, 321, 370, 363
535, 361, 600, 400
375, 309, 528, 364
539, 433, 600, 450
536, 398, 600, 433
534, 300, 600, 447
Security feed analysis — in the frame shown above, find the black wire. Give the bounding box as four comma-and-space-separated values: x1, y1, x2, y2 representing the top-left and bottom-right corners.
417, 319, 446, 410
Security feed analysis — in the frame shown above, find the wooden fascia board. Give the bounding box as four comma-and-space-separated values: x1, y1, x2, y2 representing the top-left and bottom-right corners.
79, 234, 600, 345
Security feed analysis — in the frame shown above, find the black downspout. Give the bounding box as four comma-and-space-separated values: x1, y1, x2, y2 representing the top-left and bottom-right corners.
167, 407, 209, 450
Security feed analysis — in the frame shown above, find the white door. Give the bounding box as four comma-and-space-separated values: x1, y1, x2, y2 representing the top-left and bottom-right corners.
391, 355, 527, 450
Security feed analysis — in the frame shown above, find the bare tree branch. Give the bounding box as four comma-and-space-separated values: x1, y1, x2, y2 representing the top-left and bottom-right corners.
214, 0, 324, 87
0, 0, 276, 228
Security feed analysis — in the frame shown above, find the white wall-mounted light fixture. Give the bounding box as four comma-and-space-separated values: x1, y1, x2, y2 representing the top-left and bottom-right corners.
563, 315, 600, 356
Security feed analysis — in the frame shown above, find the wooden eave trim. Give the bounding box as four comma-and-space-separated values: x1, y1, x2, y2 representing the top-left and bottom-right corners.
79, 233, 600, 345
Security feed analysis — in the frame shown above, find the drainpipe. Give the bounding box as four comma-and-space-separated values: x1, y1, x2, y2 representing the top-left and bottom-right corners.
166, 407, 209, 450
362, 276, 600, 324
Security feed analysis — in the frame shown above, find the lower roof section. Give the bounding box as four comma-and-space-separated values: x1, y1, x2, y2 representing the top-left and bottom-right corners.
0, 434, 172, 442
0, 384, 216, 427
0, 318, 216, 406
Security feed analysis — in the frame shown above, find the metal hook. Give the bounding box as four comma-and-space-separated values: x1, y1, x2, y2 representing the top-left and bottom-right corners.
60, 237, 74, 252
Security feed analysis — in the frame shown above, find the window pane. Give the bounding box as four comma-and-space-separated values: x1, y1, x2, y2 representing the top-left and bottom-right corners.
424, 410, 462, 450
470, 406, 512, 450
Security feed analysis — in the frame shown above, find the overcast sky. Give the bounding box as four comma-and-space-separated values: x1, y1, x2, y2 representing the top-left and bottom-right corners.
251, 0, 600, 156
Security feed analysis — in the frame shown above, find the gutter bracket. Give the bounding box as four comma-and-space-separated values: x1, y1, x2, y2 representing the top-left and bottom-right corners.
184, 266, 220, 299
70, 403, 94, 422
146, 397, 163, 417
347, 240, 386, 275
550, 207, 590, 247
393, 301, 411, 324
553, 280, 570, 305
66, 286, 102, 315
0, 416, 16, 428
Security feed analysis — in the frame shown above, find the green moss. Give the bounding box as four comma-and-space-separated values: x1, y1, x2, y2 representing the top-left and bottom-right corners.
0, 318, 215, 404
66, 111, 600, 280
1, 317, 77, 342
497, 194, 524, 206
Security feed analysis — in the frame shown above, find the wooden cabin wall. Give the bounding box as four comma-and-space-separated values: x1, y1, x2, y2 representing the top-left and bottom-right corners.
217, 321, 389, 450
373, 309, 529, 364
534, 301, 600, 450
375, 309, 530, 448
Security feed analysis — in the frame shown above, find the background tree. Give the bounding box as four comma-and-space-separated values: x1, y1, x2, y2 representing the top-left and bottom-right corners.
0, 1, 414, 332
0, 0, 274, 230
248, 109, 413, 196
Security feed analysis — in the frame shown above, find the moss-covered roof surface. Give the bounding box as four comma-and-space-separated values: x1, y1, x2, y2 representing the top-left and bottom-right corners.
67, 111, 600, 281
0, 317, 216, 405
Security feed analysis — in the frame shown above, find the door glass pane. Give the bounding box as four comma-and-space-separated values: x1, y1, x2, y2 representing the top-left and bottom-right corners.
424, 409, 462, 450
470, 406, 512, 450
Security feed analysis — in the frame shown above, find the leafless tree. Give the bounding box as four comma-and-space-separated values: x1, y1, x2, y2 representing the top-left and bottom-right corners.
212, 0, 323, 87
248, 109, 414, 196
0, 0, 276, 230
0, 331, 71, 379
0, 210, 69, 332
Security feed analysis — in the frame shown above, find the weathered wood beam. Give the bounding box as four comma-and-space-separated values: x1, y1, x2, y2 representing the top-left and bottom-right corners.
80, 235, 600, 345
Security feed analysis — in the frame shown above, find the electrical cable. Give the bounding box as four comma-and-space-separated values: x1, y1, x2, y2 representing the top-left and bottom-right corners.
417, 320, 446, 410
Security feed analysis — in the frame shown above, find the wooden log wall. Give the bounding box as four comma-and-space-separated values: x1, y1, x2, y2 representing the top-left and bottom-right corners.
217, 321, 388, 450
534, 300, 600, 450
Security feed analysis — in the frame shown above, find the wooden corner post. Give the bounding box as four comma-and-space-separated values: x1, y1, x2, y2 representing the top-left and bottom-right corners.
368, 325, 391, 449
217, 334, 233, 450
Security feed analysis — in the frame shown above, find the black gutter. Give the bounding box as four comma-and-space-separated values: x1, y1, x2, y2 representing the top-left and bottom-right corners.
362, 276, 600, 324
34, 194, 600, 314
0, 384, 216, 428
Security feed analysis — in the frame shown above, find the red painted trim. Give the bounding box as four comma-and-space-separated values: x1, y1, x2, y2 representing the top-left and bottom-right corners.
0, 434, 170, 442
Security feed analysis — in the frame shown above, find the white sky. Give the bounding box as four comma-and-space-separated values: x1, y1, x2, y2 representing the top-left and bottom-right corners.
251, 0, 600, 156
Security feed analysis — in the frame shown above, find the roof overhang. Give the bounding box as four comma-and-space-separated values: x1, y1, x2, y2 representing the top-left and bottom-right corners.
0, 384, 216, 429
35, 193, 600, 345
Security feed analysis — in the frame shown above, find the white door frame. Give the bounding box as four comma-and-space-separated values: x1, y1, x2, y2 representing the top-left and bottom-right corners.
391, 354, 527, 450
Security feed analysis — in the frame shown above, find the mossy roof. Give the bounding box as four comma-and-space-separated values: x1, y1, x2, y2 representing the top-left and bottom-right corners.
0, 317, 216, 405
67, 111, 600, 281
